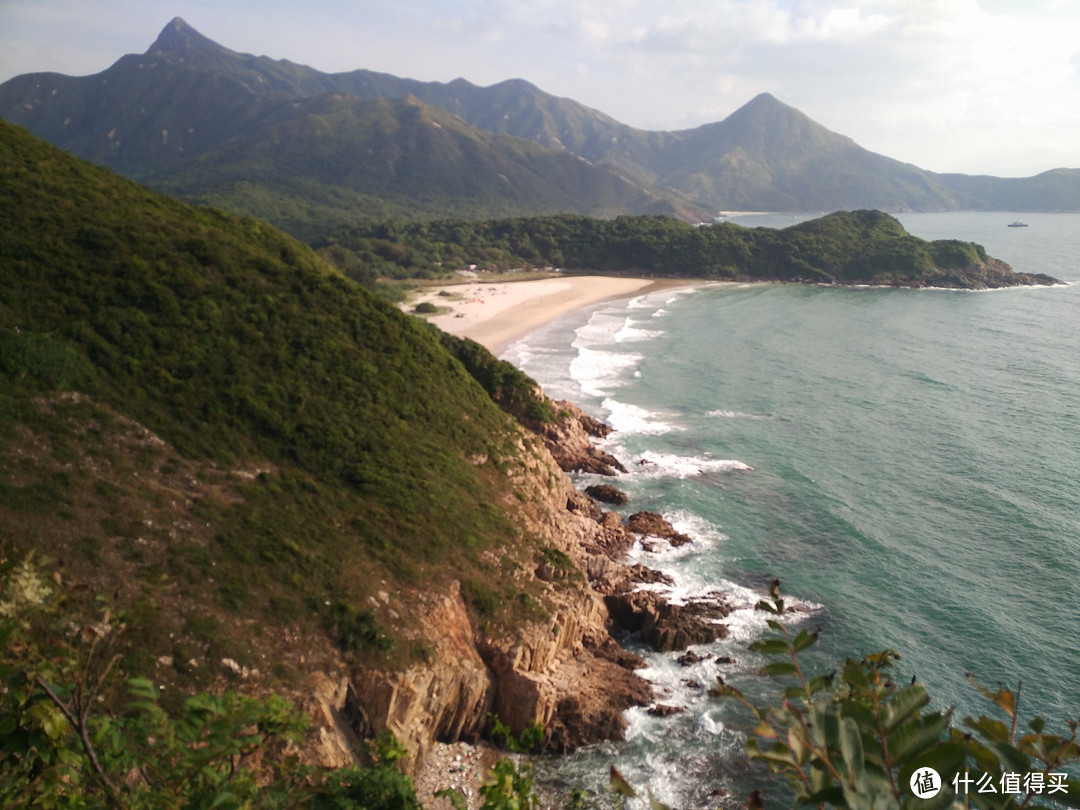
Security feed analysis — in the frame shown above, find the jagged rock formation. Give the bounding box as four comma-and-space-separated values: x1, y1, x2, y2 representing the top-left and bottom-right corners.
627, 511, 693, 548
584, 484, 630, 505
535, 400, 627, 476
310, 401, 731, 773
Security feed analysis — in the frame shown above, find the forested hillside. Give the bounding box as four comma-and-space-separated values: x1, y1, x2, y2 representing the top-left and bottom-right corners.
0, 116, 556, 692
324, 211, 1059, 289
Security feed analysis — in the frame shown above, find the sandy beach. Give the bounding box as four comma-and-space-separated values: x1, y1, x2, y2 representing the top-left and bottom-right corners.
405, 275, 692, 354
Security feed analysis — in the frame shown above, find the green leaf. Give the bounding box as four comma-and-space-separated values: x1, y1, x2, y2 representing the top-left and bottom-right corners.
788, 728, 811, 765
750, 638, 790, 656
822, 707, 843, 751
707, 680, 745, 701
899, 741, 969, 796
807, 673, 834, 696
964, 715, 1011, 745
841, 659, 872, 692
209, 791, 239, 808
882, 683, 931, 733
863, 650, 900, 669
887, 712, 950, 764
965, 674, 1018, 720
647, 789, 672, 810
803, 786, 846, 805
977, 738, 1032, 774
839, 716, 866, 784
1035, 777, 1080, 808
40, 706, 69, 740
792, 628, 818, 653
750, 742, 800, 769
609, 765, 637, 797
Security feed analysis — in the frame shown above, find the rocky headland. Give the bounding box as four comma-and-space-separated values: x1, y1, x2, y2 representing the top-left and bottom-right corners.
299, 396, 733, 799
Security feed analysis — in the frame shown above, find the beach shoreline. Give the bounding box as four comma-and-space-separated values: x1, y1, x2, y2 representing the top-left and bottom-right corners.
404, 275, 700, 355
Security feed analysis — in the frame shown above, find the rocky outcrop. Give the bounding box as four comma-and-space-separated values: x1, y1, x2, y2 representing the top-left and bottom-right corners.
585, 484, 629, 505
338, 398, 732, 778
627, 511, 692, 547
604, 589, 731, 652
352, 582, 494, 769
536, 400, 627, 476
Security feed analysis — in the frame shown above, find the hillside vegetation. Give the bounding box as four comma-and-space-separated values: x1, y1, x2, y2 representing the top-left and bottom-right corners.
323, 210, 1059, 289
0, 118, 553, 690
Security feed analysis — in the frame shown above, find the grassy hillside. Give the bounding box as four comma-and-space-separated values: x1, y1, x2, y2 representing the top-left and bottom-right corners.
0, 119, 547, 690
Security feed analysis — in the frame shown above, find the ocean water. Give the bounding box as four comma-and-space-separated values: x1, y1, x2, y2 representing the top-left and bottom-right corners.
502, 212, 1080, 808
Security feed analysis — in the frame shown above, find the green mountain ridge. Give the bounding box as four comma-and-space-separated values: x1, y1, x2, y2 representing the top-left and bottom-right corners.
0, 115, 553, 693
0, 19, 705, 231
2, 17, 1078, 244
148, 93, 693, 239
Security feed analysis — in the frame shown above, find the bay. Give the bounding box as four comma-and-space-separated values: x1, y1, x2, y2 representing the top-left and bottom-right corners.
502, 212, 1080, 808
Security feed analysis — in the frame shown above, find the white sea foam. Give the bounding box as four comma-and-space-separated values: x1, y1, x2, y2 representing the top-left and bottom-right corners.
698, 713, 725, 736
633, 449, 752, 478
626, 294, 654, 310
568, 348, 641, 397
719, 579, 823, 642
666, 509, 728, 548
566, 307, 649, 396
614, 317, 664, 343
705, 409, 771, 420
664, 287, 701, 304
601, 398, 679, 435
572, 307, 628, 348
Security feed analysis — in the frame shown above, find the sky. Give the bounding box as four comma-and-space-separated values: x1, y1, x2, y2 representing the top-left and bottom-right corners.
2, 0, 1079, 177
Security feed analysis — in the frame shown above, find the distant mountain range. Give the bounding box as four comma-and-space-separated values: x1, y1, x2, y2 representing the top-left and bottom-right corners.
3, 17, 1079, 237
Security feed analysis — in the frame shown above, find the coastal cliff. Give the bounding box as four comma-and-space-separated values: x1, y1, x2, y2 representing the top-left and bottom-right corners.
288, 397, 736, 787
0, 119, 724, 801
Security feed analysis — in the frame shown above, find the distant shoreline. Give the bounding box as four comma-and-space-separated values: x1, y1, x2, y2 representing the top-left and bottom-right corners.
406, 275, 702, 355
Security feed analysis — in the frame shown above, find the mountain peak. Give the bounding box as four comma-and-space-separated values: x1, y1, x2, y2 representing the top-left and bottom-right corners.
748, 91, 781, 105
736, 92, 797, 117
147, 17, 225, 58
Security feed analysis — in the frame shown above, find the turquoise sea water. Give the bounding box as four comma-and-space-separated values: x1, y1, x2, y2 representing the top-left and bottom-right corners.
502, 212, 1080, 808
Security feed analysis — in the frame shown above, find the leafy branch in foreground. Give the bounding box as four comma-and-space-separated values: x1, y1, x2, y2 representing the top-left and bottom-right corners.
0, 547, 421, 809
709, 579, 1080, 809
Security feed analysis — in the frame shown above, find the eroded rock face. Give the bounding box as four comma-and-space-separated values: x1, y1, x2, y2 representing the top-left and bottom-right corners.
336, 397, 731, 773
536, 400, 627, 476
352, 582, 494, 769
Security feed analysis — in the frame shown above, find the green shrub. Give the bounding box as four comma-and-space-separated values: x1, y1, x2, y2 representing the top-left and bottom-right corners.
710, 580, 1080, 808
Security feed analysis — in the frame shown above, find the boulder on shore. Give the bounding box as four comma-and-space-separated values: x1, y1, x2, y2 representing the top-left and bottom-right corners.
585, 484, 630, 505
627, 511, 693, 547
